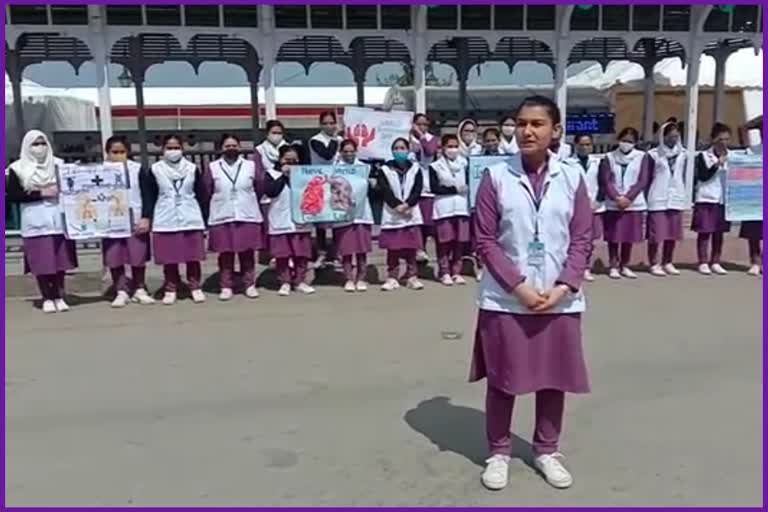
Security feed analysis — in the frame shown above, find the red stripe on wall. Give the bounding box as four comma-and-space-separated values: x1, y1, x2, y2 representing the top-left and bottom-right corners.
110, 106, 346, 118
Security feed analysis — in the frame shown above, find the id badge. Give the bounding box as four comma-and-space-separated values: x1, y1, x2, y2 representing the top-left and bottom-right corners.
528, 240, 546, 268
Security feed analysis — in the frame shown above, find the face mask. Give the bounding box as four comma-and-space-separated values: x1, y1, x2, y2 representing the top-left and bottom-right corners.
110, 153, 127, 162
392, 150, 409, 162
224, 150, 239, 161
576, 148, 591, 157
444, 148, 460, 159
461, 134, 476, 145
664, 139, 678, 149
501, 126, 516, 137
618, 142, 634, 154
322, 126, 336, 136
30, 145, 48, 161
267, 134, 283, 145
164, 149, 182, 163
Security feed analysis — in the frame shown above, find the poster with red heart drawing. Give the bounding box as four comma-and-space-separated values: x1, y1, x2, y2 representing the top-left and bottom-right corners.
290, 164, 370, 224
343, 107, 413, 161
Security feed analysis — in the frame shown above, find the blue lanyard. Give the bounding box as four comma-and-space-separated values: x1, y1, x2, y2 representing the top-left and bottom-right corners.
520, 179, 550, 239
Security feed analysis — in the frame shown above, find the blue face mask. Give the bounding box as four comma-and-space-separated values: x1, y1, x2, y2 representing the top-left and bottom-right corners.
392, 150, 409, 162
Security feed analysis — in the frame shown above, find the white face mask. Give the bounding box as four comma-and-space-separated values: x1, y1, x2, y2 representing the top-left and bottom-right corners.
444, 148, 460, 160
29, 145, 48, 161
501, 126, 516, 137
618, 142, 634, 154
164, 149, 182, 163
267, 133, 283, 145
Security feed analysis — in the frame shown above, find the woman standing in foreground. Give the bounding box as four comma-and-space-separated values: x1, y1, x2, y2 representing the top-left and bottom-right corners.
470, 96, 592, 490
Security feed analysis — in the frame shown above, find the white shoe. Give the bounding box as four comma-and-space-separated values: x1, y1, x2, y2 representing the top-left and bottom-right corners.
481, 454, 510, 491
162, 291, 177, 305
534, 453, 573, 489
278, 283, 291, 296
453, 275, 467, 285
620, 267, 638, 279
245, 285, 260, 298
42, 300, 57, 314
111, 290, 130, 308
312, 255, 325, 269
344, 280, 356, 293
711, 263, 728, 275
407, 277, 425, 290
649, 264, 666, 277
475, 269, 484, 281
132, 288, 155, 305
268, 258, 277, 270
54, 298, 70, 312
218, 288, 233, 301
663, 263, 681, 276
747, 264, 762, 276
355, 281, 368, 292
608, 268, 621, 279
440, 274, 454, 286
381, 278, 400, 291
583, 269, 595, 282
698, 263, 712, 275
191, 289, 206, 303
416, 250, 430, 263
296, 282, 315, 295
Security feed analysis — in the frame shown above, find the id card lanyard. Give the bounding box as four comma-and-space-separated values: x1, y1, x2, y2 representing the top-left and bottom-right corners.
520, 177, 550, 271
221, 160, 243, 199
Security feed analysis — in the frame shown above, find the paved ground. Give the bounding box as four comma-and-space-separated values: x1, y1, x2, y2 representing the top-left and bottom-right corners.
5, 263, 762, 507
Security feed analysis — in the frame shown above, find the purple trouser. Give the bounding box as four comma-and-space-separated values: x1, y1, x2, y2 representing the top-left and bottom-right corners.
218, 251, 256, 289
276, 257, 308, 286
697, 233, 724, 265
163, 262, 202, 292
608, 242, 633, 268
342, 254, 368, 282
386, 250, 417, 280
36, 272, 66, 300
748, 239, 762, 265
110, 266, 147, 293
647, 241, 676, 266
486, 384, 564, 456
436, 241, 464, 277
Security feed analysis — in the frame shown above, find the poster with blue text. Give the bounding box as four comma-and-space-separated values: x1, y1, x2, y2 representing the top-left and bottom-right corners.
468, 156, 515, 208
58, 162, 132, 240
290, 164, 370, 224
725, 153, 762, 222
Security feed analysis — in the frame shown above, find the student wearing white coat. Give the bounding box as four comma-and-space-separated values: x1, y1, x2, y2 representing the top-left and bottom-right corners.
308, 111, 342, 268
458, 118, 483, 158
253, 120, 289, 265
6, 130, 77, 313
569, 133, 604, 282
646, 122, 687, 276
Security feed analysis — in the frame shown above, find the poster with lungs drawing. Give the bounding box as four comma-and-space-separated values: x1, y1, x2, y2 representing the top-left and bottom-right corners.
290, 164, 370, 224
343, 107, 413, 161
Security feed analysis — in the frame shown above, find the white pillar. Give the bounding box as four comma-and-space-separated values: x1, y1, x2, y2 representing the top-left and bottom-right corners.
260, 6, 277, 121
554, 49, 568, 138
683, 45, 702, 209
88, 5, 113, 144
712, 48, 729, 125
642, 63, 655, 142
412, 6, 427, 114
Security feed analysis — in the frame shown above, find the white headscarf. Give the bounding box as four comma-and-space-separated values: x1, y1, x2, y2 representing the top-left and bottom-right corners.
457, 119, 482, 158
432, 155, 468, 188
154, 155, 196, 181
10, 130, 58, 191
256, 139, 287, 170
656, 122, 683, 159
499, 134, 519, 155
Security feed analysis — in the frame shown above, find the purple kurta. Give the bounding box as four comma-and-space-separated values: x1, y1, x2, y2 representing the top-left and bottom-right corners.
378, 226, 424, 251
434, 216, 471, 244
739, 220, 763, 241
269, 232, 313, 259
646, 210, 683, 242
23, 234, 78, 276
208, 222, 265, 253
102, 234, 151, 268
153, 231, 206, 264
692, 203, 731, 234
333, 224, 372, 256
469, 167, 592, 395
598, 155, 651, 243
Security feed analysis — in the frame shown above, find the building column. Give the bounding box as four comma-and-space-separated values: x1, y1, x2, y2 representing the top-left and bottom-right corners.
712, 47, 731, 125
456, 38, 469, 119
89, 4, 113, 146
249, 79, 260, 143
412, 6, 427, 114
351, 40, 366, 107
6, 50, 26, 144
260, 6, 277, 120
554, 49, 568, 138
127, 37, 149, 169
683, 44, 703, 208
642, 62, 656, 143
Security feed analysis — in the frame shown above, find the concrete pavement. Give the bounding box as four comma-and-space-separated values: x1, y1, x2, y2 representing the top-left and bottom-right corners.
4, 270, 763, 506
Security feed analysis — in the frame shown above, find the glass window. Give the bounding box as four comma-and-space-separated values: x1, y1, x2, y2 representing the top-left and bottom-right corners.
704, 8, 729, 32
526, 5, 555, 31
461, 5, 491, 30
274, 5, 307, 28
427, 5, 458, 30
346, 5, 377, 29
632, 5, 660, 31
732, 5, 758, 33
311, 6, 342, 29
494, 5, 523, 30
602, 5, 630, 31
662, 5, 690, 32
10, 5, 48, 25
381, 6, 411, 29
51, 6, 87, 25
223, 6, 258, 28
570, 5, 599, 31
185, 5, 220, 27
106, 6, 142, 26
146, 5, 181, 26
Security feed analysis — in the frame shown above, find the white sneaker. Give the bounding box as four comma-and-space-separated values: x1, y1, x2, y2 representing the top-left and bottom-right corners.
663, 263, 681, 276
475, 269, 484, 281
54, 298, 70, 312
416, 250, 430, 263
747, 264, 762, 276
620, 267, 638, 279
312, 254, 325, 269
268, 258, 277, 270
278, 283, 291, 296
608, 268, 621, 279
245, 285, 260, 298
407, 277, 425, 290
111, 290, 130, 308
218, 288, 233, 301
583, 269, 595, 282
440, 274, 454, 286
162, 291, 177, 305
481, 454, 510, 491
355, 281, 368, 292
132, 288, 155, 305
649, 264, 666, 277
191, 289, 206, 303
711, 263, 728, 275
42, 300, 57, 314
381, 278, 400, 291
453, 275, 467, 285
534, 453, 573, 489
344, 280, 356, 293
296, 282, 316, 295
698, 263, 712, 275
